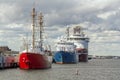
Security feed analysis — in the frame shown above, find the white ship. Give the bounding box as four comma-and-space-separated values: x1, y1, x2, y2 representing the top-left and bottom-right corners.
66, 26, 89, 62
61, 26, 89, 62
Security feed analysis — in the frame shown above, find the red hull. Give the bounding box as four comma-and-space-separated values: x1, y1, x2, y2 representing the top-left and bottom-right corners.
76, 48, 88, 62
19, 52, 51, 69
79, 54, 88, 62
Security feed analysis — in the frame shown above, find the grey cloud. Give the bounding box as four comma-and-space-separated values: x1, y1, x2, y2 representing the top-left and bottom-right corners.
0, 0, 120, 55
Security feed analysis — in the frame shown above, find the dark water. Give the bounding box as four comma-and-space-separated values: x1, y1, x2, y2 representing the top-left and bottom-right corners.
0, 59, 120, 80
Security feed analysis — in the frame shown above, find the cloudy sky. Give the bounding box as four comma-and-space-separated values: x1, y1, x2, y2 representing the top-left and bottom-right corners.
0, 0, 120, 56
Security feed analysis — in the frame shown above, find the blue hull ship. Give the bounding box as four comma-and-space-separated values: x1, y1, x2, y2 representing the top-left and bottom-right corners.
53, 36, 78, 64
54, 51, 77, 64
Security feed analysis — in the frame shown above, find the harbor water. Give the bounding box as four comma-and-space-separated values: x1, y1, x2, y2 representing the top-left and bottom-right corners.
0, 59, 120, 80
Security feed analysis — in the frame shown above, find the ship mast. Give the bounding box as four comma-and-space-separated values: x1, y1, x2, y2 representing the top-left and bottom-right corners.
38, 12, 44, 50
66, 27, 70, 38
32, 7, 36, 50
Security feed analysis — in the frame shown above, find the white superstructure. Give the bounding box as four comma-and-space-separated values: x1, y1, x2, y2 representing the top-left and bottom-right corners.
67, 26, 89, 53
56, 38, 76, 52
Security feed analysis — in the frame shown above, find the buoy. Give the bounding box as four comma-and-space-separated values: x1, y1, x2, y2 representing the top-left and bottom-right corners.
75, 69, 79, 75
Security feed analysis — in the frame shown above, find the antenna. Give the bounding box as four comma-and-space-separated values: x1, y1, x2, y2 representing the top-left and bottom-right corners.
66, 26, 70, 38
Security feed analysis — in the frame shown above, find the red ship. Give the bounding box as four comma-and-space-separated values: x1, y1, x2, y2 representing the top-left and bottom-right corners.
19, 8, 52, 69
19, 51, 52, 69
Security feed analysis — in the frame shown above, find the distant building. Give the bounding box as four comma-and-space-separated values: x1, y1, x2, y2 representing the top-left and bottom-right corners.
0, 46, 19, 56
0, 46, 11, 52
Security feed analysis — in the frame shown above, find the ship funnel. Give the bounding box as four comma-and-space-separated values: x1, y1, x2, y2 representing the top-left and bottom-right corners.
73, 26, 81, 34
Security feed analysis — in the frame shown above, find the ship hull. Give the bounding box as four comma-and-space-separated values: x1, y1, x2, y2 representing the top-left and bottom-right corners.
76, 48, 88, 62
53, 51, 77, 64
79, 54, 88, 62
19, 52, 51, 69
